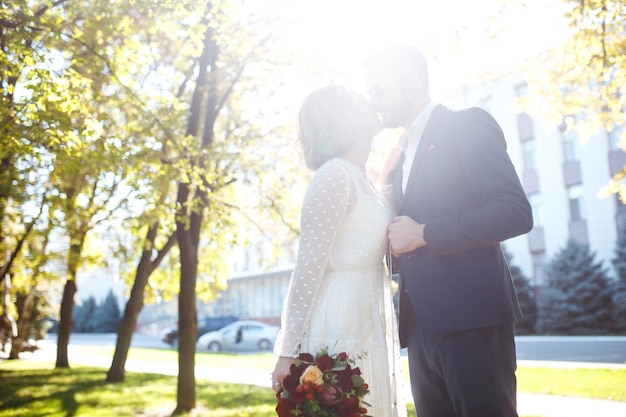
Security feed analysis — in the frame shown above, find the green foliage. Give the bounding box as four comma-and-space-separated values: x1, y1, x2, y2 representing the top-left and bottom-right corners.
612, 221, 626, 284
71, 292, 122, 333
539, 240, 615, 334
73, 296, 97, 333
503, 246, 538, 334
519, 0, 626, 198
611, 221, 626, 333
2, 0, 308, 331
92, 290, 122, 333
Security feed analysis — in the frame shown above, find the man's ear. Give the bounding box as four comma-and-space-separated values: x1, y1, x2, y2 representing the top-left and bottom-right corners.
404, 72, 429, 107
405, 72, 424, 96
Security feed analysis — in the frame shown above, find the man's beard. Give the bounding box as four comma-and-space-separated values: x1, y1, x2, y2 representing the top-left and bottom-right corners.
381, 94, 413, 129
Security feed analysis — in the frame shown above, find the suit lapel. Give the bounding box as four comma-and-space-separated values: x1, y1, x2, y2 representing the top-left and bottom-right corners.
398, 105, 449, 213
392, 152, 405, 210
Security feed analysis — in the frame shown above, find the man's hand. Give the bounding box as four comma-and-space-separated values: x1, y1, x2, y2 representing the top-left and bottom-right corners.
388, 216, 427, 256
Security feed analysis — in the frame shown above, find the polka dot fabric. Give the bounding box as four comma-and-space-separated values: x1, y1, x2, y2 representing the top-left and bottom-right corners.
274, 158, 354, 357
273, 157, 407, 416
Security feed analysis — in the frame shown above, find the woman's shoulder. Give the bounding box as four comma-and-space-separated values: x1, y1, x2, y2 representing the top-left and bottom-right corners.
307, 158, 355, 193
314, 157, 353, 178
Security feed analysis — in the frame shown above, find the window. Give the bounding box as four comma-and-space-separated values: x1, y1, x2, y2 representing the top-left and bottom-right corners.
617, 194, 626, 214
527, 193, 542, 226
609, 125, 624, 152
561, 115, 580, 162
563, 130, 580, 162
522, 140, 536, 172
517, 113, 534, 142
515, 83, 534, 144
480, 95, 493, 113
515, 83, 529, 97
531, 253, 546, 287
568, 185, 586, 221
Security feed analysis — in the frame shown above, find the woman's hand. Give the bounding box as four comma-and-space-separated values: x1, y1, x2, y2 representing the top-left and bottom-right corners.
271, 356, 298, 392
380, 130, 408, 185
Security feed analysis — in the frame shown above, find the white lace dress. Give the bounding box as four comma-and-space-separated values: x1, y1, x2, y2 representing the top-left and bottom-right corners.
274, 157, 407, 417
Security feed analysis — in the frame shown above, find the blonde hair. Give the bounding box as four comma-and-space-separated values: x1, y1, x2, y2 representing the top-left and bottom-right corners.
298, 85, 360, 170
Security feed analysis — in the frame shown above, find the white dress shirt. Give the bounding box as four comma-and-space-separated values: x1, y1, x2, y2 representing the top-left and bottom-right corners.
402, 101, 437, 193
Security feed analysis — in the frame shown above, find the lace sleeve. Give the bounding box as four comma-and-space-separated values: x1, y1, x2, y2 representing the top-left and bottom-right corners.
274, 160, 354, 357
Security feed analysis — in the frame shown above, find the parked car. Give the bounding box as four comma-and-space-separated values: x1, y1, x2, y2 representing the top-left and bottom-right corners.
161, 316, 238, 347
196, 320, 279, 352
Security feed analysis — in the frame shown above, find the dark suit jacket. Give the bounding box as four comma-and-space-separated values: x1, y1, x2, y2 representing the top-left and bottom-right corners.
394, 105, 533, 344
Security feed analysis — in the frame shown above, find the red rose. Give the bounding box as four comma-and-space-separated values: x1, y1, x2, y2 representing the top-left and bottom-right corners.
283, 373, 300, 392
276, 399, 295, 417
317, 384, 344, 406
299, 352, 315, 363
338, 397, 360, 417
316, 354, 333, 371
337, 352, 348, 362
337, 367, 356, 390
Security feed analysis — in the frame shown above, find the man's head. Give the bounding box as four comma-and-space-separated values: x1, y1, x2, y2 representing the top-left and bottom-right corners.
365, 44, 430, 129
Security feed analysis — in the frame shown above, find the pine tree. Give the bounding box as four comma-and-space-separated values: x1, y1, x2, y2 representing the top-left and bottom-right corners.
92, 290, 122, 333
540, 240, 614, 334
503, 246, 537, 334
73, 297, 97, 333
611, 221, 626, 334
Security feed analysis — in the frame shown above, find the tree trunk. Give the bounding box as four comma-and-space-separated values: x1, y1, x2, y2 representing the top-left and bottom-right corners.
8, 290, 35, 359
174, 196, 200, 413
55, 279, 76, 368
106, 265, 149, 382
107, 224, 175, 382
55, 213, 87, 368
173, 9, 217, 413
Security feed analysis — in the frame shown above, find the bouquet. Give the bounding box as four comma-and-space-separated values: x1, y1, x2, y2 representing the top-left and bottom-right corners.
276, 348, 371, 417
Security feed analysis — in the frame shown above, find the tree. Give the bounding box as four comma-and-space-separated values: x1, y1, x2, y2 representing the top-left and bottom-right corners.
92, 290, 122, 333
73, 296, 97, 333
611, 221, 626, 333
106, 220, 177, 382
6, 223, 57, 359
520, 0, 626, 199
4, 2, 307, 411
539, 240, 614, 334
0, 0, 73, 296
165, 2, 304, 413
503, 246, 537, 334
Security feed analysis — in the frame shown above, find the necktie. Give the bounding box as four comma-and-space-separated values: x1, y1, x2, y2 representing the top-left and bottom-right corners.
402, 125, 421, 194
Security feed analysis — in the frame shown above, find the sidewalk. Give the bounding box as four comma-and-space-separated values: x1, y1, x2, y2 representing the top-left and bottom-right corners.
4, 341, 626, 417
188, 360, 626, 417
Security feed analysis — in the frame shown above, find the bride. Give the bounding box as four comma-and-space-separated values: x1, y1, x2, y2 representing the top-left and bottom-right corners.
271, 85, 406, 417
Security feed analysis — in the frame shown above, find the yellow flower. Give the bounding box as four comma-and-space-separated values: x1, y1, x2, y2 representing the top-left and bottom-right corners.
299, 365, 324, 385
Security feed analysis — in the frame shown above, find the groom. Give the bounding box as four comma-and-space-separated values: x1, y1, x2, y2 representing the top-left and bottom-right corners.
366, 45, 532, 417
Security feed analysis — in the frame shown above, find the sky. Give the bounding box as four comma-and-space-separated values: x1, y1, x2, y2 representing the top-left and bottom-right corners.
284, 0, 572, 99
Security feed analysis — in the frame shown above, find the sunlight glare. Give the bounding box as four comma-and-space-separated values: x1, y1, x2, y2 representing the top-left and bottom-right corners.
287, 0, 570, 98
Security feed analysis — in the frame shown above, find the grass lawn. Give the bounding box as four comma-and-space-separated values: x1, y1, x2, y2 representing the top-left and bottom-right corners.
1, 346, 625, 416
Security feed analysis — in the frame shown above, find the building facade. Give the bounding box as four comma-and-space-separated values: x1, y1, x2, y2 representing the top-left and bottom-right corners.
204, 268, 291, 326
442, 74, 625, 289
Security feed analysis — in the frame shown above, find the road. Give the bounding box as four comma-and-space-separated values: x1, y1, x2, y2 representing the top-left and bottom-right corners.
515, 335, 626, 364
45, 333, 626, 365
